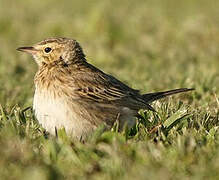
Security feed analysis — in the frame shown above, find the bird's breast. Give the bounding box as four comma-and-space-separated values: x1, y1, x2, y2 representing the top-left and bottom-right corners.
33, 87, 96, 138
33, 88, 70, 131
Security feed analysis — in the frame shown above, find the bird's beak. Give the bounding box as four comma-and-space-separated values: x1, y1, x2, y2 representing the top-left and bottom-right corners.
16, 46, 38, 54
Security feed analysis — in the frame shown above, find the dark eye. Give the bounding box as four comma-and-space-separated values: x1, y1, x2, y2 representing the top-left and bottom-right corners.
44, 47, 52, 53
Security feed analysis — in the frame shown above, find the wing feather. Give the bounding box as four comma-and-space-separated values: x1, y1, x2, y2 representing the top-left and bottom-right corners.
70, 62, 155, 111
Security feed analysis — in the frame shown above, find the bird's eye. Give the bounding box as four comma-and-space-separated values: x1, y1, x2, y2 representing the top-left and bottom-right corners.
44, 47, 52, 53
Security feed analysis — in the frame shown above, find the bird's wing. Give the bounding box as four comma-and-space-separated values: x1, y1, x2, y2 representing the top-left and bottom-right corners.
70, 62, 155, 111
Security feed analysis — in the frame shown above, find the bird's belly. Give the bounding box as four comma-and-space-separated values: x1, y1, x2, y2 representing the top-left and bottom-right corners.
33, 90, 95, 139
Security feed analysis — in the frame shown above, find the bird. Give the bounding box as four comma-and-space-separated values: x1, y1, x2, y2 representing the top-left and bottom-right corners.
17, 37, 194, 140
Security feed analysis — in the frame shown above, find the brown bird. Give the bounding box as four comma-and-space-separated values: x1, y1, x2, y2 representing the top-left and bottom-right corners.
17, 37, 193, 140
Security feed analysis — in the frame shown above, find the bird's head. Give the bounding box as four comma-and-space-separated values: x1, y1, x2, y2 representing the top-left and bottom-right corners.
17, 37, 85, 66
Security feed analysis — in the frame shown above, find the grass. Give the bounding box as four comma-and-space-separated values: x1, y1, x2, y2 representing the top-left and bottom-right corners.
0, 0, 219, 179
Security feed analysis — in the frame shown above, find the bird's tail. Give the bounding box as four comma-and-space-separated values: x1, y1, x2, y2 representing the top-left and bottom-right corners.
142, 88, 194, 103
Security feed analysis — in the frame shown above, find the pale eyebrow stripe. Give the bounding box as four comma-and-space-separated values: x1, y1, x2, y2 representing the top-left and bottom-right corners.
37, 38, 68, 45
37, 40, 58, 45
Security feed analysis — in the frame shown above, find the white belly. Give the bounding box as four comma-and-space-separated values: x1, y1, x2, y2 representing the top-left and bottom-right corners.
33, 89, 95, 139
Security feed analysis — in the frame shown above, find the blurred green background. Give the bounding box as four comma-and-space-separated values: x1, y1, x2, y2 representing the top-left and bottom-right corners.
0, 0, 219, 179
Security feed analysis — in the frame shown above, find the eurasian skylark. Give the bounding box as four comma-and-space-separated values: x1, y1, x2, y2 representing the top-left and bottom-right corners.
17, 37, 193, 139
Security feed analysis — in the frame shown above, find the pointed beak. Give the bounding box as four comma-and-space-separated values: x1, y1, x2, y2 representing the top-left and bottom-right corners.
16, 46, 38, 54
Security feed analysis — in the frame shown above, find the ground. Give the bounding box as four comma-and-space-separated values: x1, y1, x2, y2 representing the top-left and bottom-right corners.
0, 0, 218, 179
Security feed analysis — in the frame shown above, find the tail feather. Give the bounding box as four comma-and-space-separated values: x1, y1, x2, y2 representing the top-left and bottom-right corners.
142, 88, 194, 103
